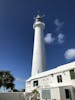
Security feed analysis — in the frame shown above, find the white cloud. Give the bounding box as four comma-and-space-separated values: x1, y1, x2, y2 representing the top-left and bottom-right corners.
64, 48, 75, 60
54, 19, 59, 26
57, 33, 64, 44
44, 33, 55, 44
54, 19, 64, 26
54, 19, 64, 32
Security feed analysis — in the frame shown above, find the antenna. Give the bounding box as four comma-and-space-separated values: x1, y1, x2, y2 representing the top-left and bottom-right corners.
33, 12, 45, 22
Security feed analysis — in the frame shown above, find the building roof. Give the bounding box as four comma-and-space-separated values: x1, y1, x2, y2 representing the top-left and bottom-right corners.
27, 61, 75, 81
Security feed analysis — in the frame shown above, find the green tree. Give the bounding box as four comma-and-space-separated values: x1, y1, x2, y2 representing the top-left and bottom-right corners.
31, 89, 40, 100
32, 89, 39, 94
12, 88, 20, 92
21, 89, 25, 92
0, 71, 15, 92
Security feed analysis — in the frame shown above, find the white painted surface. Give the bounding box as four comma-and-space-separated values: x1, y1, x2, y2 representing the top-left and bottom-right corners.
27, 62, 74, 91
60, 86, 75, 100
26, 61, 75, 100
50, 87, 61, 100
31, 18, 47, 76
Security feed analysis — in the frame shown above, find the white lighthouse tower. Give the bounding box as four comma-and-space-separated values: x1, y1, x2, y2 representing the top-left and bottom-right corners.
31, 15, 47, 76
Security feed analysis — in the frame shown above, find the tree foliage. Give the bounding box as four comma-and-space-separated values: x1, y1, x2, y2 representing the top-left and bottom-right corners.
31, 89, 40, 100
21, 89, 25, 92
0, 71, 15, 91
12, 88, 20, 92
32, 89, 39, 94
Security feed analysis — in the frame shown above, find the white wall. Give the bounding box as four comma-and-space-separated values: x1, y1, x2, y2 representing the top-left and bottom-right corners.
26, 75, 50, 92
50, 87, 61, 100
26, 66, 75, 100
50, 70, 72, 87
26, 69, 74, 92
60, 86, 75, 100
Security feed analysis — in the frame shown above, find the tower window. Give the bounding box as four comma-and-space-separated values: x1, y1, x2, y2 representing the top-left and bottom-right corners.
70, 69, 75, 79
65, 89, 70, 99
57, 75, 62, 83
33, 80, 38, 87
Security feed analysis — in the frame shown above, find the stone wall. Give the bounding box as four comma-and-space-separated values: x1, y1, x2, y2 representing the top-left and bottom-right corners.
0, 92, 25, 100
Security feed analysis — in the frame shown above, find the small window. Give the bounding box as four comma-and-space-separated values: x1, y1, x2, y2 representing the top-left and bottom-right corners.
33, 80, 38, 87
57, 75, 62, 83
65, 89, 70, 99
70, 69, 75, 79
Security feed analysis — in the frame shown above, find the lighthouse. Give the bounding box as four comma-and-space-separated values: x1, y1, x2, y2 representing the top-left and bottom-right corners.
31, 15, 47, 76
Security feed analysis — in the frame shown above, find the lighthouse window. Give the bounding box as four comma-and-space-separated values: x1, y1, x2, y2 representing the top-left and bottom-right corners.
33, 80, 38, 87
57, 75, 62, 83
70, 69, 75, 79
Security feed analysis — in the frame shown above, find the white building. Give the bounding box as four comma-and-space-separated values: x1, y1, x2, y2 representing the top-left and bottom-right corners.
26, 61, 75, 100
26, 15, 75, 100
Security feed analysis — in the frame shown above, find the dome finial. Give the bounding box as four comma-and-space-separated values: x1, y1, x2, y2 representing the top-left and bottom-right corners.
34, 12, 45, 22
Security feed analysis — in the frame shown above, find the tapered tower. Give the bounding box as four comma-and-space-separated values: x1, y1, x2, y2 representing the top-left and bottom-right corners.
31, 15, 47, 76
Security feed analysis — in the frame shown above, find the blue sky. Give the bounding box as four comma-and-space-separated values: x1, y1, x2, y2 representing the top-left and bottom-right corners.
0, 0, 75, 90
